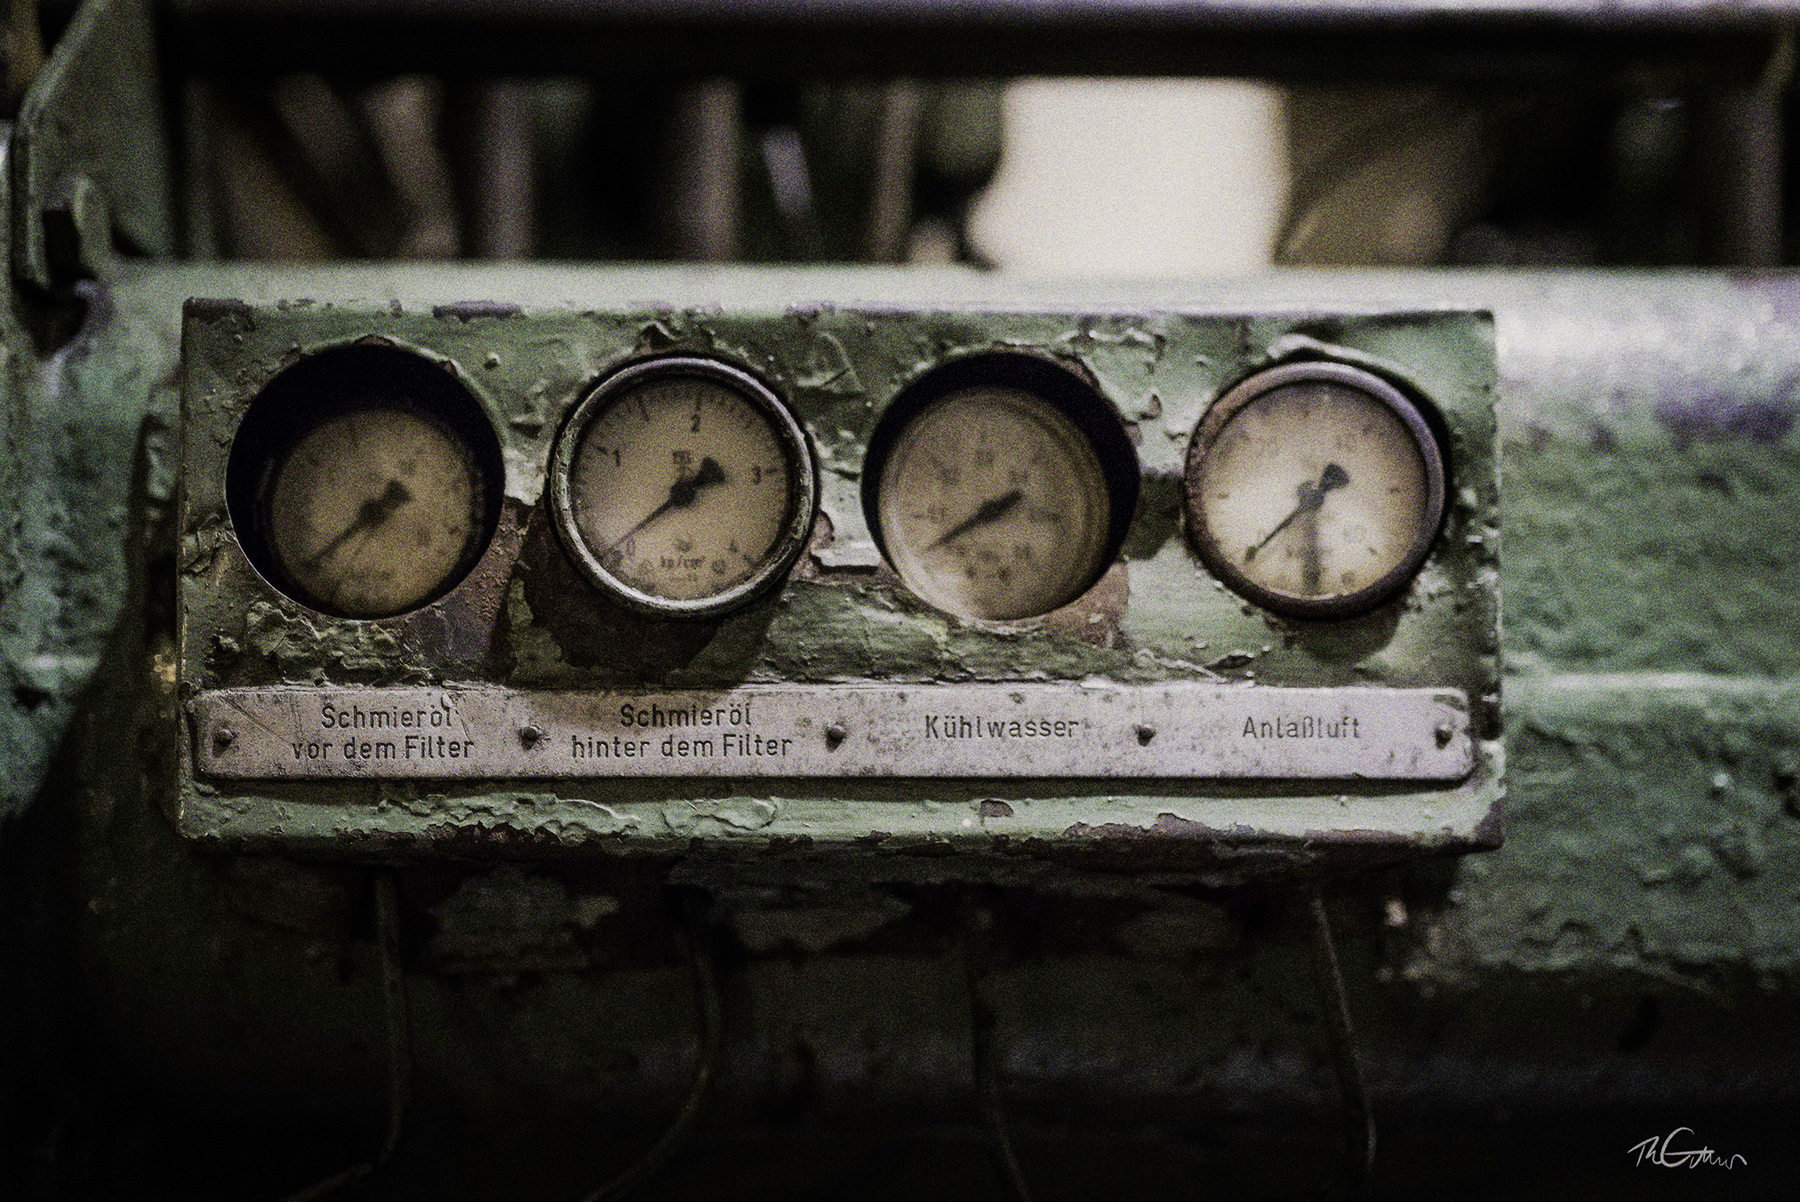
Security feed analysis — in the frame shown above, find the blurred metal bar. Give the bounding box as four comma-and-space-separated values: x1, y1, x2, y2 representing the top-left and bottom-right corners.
468, 80, 533, 259
666, 79, 740, 262
865, 79, 919, 263
1695, 85, 1784, 267
163, 0, 1790, 83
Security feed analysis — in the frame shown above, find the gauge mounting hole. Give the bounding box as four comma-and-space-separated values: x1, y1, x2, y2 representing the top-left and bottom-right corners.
224, 343, 505, 619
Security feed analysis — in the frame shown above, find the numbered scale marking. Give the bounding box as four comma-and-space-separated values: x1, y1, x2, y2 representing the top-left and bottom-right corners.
226, 343, 503, 620
1185, 361, 1447, 619
268, 410, 480, 618
549, 357, 816, 618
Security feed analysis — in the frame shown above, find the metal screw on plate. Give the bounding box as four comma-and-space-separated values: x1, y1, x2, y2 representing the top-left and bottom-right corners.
824, 723, 846, 750
518, 724, 544, 750
212, 727, 236, 755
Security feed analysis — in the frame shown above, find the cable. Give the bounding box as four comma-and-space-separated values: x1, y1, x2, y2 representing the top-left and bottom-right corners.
1305, 884, 1375, 1199
959, 890, 1034, 1202
282, 870, 411, 1202
577, 888, 723, 1202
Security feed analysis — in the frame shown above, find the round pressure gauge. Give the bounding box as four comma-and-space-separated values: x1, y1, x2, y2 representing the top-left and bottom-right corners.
866, 354, 1137, 622
226, 344, 504, 619
548, 356, 816, 618
1183, 361, 1446, 619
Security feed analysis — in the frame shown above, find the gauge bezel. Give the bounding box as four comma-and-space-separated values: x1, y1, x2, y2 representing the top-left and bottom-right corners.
862, 350, 1140, 622
547, 355, 818, 620
1183, 360, 1448, 621
223, 342, 505, 620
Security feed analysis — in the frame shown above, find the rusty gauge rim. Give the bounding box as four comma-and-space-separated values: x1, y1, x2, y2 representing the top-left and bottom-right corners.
547, 356, 818, 619
1183, 360, 1448, 621
225, 343, 505, 620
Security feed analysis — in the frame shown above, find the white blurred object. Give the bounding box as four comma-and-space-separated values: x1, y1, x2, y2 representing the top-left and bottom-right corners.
968, 78, 1288, 276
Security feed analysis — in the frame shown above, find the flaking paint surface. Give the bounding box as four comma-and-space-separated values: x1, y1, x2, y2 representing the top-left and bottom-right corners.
6, 263, 1796, 988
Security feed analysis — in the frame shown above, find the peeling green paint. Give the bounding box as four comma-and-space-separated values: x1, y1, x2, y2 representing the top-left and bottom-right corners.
5, 266, 1799, 1201
0, 262, 1790, 981
171, 288, 1499, 864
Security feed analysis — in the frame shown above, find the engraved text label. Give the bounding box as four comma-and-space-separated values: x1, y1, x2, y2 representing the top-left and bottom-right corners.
193, 684, 1474, 782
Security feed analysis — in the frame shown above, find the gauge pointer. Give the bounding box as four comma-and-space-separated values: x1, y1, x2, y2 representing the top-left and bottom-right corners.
302, 478, 412, 571
606, 455, 727, 554
1244, 462, 1349, 563
928, 488, 1024, 550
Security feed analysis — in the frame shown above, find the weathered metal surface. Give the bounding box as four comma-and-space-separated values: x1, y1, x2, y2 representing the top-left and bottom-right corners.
6, 261, 1800, 1194
0, 0, 176, 826
1418, 673, 1800, 976
9, 0, 170, 286
176, 290, 1500, 863
16, 259, 1787, 899
193, 683, 1475, 781
0, 0, 1792, 1190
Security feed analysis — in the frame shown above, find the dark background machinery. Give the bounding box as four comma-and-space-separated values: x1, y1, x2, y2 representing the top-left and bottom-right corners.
2, 1, 1798, 1199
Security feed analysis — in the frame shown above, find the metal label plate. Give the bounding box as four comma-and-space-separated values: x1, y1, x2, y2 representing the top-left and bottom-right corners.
192, 685, 1474, 782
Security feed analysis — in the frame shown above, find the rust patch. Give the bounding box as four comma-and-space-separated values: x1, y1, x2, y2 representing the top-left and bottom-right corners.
1152, 811, 1234, 838
1655, 392, 1795, 449
1037, 559, 1127, 646
636, 319, 687, 351
1205, 651, 1256, 671
1470, 802, 1505, 849
391, 502, 528, 673
1061, 814, 1243, 842
413, 823, 571, 858
432, 301, 522, 323
1299, 825, 1420, 845
789, 511, 849, 583
992, 835, 1055, 858
515, 507, 722, 675
183, 297, 255, 328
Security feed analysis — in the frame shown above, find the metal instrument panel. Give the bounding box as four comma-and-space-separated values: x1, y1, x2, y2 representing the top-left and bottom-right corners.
177, 290, 1499, 873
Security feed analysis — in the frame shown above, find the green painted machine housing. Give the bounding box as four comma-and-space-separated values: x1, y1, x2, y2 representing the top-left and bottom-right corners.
177, 294, 1499, 872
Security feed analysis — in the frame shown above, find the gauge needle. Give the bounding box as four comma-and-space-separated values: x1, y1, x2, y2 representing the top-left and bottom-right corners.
303, 478, 412, 571
928, 488, 1023, 550
1244, 462, 1349, 563
607, 455, 727, 554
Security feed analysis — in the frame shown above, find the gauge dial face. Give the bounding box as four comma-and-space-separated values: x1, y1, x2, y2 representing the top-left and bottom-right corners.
1185, 363, 1445, 618
551, 359, 814, 616
876, 386, 1111, 621
265, 409, 483, 618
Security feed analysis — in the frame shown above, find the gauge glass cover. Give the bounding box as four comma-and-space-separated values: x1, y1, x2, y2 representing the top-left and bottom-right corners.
876, 385, 1111, 621
1185, 362, 1446, 618
551, 358, 814, 617
268, 409, 479, 618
